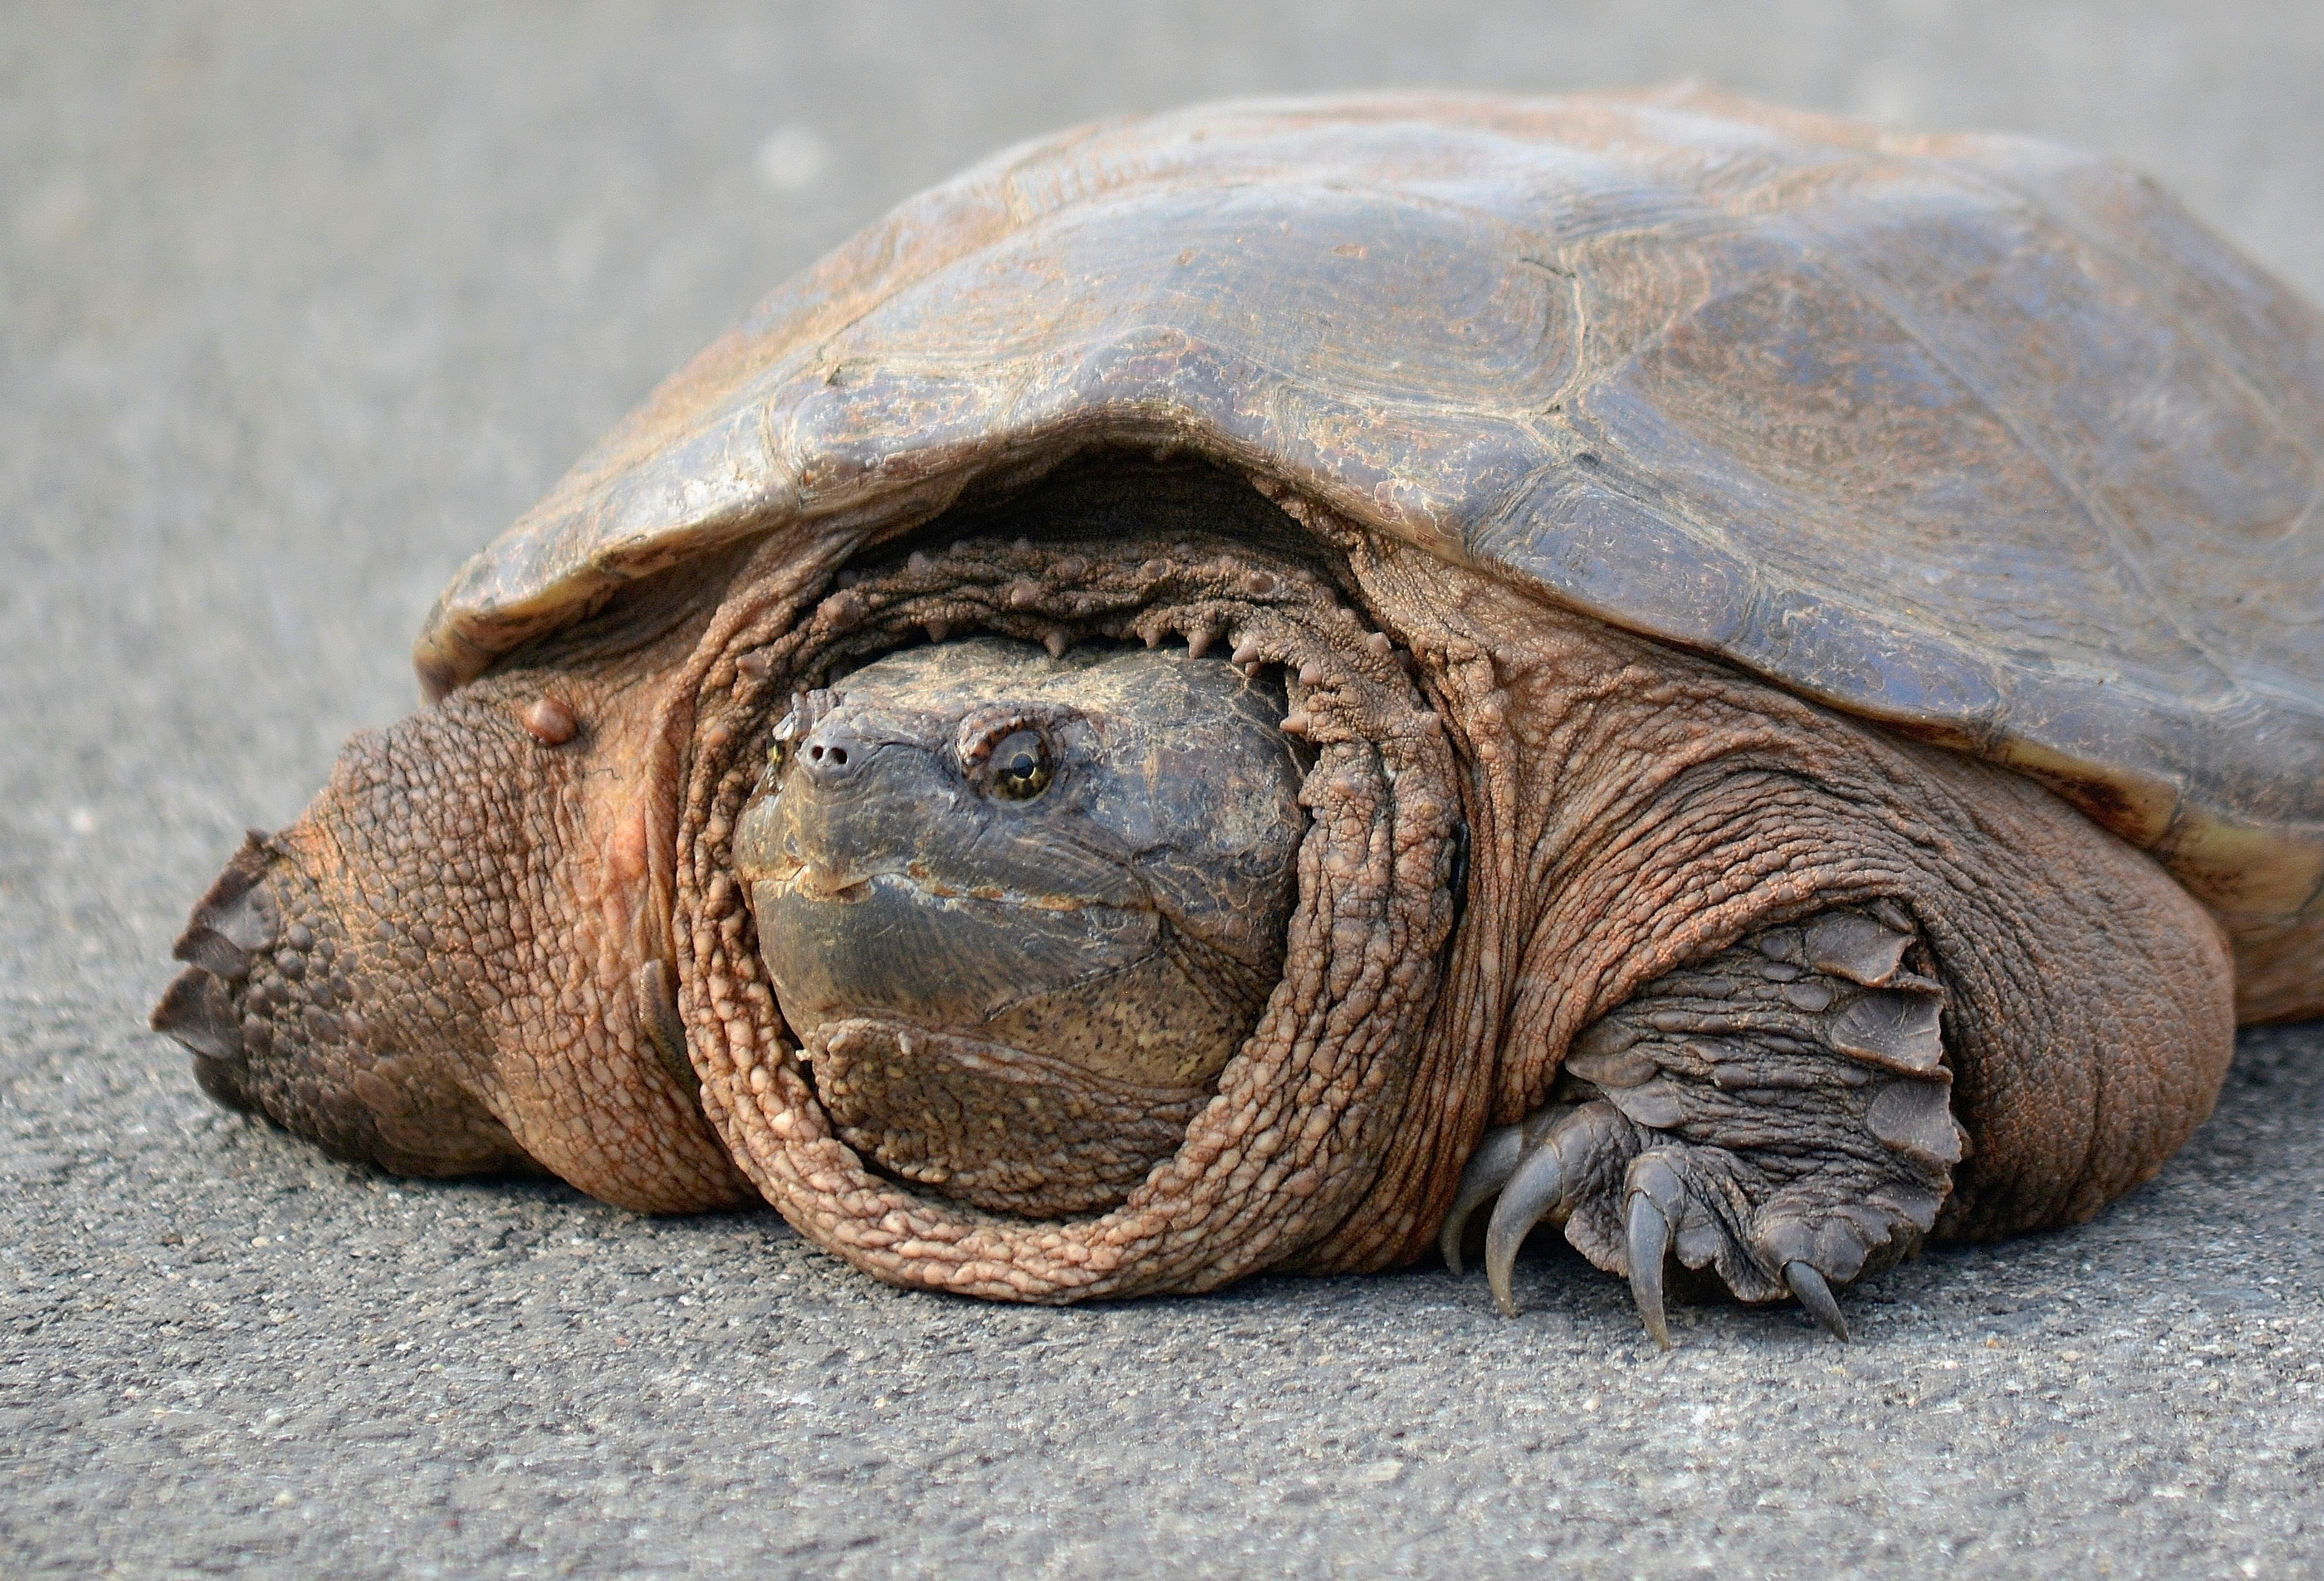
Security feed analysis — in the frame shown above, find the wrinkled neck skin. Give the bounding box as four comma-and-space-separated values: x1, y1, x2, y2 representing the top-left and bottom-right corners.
671, 526, 1463, 1299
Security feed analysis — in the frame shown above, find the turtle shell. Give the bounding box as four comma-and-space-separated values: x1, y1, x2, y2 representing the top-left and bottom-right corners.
415, 85, 2324, 1015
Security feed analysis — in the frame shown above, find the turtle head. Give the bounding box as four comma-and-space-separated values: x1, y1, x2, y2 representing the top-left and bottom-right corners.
735, 636, 1307, 1217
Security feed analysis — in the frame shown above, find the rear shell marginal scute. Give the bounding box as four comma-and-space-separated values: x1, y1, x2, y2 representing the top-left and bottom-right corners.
414, 86, 2324, 967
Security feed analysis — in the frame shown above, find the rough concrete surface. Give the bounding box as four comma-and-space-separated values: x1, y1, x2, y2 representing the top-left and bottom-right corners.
6, 3, 2323, 1575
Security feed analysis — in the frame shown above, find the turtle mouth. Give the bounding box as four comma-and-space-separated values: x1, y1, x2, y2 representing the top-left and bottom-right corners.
750, 867, 1262, 1202
751, 871, 1176, 1050
789, 869, 875, 905
797, 1013, 1215, 1218
782, 864, 1109, 912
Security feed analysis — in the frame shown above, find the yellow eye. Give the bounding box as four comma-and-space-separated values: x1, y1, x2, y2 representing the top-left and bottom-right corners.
989, 729, 1053, 802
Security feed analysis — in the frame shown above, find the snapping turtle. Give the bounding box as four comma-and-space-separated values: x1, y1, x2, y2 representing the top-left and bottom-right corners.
154, 87, 2324, 1343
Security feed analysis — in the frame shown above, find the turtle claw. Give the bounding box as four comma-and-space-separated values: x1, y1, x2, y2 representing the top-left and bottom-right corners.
1784, 1261, 1850, 1342
1483, 1139, 1569, 1315
1457, 1099, 1635, 1315
1435, 905, 1961, 1347
1438, 1120, 1526, 1276
1625, 1191, 1674, 1348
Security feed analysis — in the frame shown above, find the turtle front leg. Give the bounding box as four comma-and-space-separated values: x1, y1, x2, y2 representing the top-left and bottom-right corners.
1442, 905, 1962, 1345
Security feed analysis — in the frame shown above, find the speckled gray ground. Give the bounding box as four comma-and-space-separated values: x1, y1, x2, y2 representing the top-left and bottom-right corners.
6, 3, 2323, 1577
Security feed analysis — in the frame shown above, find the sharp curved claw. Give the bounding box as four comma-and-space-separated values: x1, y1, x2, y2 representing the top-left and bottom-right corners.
1784, 1261, 1850, 1343
1483, 1142, 1569, 1318
1439, 1123, 1528, 1276
1626, 1193, 1674, 1349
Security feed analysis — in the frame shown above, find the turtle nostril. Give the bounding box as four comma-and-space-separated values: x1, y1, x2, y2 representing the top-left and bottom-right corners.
797, 719, 869, 784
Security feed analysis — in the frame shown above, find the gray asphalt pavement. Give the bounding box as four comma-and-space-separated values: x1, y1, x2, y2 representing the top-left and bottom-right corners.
6, 3, 2323, 1576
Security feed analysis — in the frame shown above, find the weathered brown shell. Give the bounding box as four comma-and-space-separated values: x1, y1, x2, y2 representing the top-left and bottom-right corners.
414, 85, 2324, 1008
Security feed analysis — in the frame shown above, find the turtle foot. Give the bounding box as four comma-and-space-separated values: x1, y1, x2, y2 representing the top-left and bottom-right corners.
1440, 905, 1965, 1347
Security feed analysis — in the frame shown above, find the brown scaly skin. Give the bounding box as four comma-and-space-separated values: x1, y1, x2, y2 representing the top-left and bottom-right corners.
159, 566, 754, 1213
156, 468, 2237, 1338
1334, 524, 2235, 1246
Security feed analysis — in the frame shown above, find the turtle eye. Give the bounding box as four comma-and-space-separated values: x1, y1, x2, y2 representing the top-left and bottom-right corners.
987, 729, 1053, 802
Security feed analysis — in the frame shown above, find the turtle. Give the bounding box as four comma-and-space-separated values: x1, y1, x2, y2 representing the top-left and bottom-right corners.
152, 85, 2324, 1345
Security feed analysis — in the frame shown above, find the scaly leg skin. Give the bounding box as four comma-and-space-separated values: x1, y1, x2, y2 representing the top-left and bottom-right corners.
1442, 904, 1963, 1345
